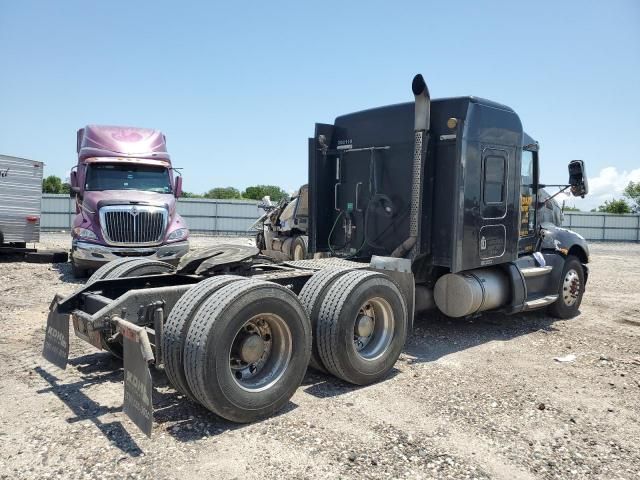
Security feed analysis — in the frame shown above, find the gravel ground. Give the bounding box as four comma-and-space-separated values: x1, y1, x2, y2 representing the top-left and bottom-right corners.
1, 234, 639, 480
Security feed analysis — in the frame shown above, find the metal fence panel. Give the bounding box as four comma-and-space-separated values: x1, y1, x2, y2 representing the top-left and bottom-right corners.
604, 227, 638, 241
38, 195, 640, 242
567, 227, 604, 240
604, 215, 638, 228
563, 212, 640, 242
41, 194, 261, 235
565, 213, 602, 228
41, 195, 74, 231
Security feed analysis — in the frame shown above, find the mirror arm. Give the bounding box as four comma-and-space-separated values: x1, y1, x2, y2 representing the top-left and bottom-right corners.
541, 184, 571, 202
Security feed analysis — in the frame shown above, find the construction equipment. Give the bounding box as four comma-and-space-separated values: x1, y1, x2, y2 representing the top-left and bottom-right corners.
43, 74, 589, 436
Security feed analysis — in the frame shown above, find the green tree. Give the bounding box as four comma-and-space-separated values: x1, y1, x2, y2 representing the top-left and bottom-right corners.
242, 185, 289, 202
563, 206, 581, 212
204, 187, 242, 199
623, 181, 640, 213
597, 198, 632, 214
42, 175, 64, 193
180, 191, 203, 198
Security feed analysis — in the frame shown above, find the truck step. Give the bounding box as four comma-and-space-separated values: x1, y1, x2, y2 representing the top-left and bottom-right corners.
520, 265, 553, 278
524, 294, 558, 310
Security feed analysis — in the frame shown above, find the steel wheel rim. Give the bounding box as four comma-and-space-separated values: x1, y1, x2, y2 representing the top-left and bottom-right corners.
229, 313, 292, 392
293, 244, 304, 260
353, 297, 395, 361
562, 269, 581, 307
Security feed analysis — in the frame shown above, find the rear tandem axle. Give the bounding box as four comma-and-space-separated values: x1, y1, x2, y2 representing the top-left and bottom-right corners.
43, 254, 414, 436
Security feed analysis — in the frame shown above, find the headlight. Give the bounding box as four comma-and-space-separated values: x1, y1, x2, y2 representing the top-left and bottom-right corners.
167, 228, 189, 242
73, 227, 97, 241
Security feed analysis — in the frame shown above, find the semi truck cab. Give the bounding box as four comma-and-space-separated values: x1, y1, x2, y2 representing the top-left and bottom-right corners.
69, 125, 189, 277
309, 75, 589, 319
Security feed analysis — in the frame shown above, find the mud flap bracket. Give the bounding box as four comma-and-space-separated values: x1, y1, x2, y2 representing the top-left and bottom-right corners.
368, 256, 415, 331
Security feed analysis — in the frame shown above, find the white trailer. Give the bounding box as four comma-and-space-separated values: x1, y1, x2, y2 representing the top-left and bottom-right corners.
0, 154, 43, 247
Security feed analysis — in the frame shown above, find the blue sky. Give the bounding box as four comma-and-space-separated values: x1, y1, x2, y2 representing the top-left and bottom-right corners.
1, 1, 638, 209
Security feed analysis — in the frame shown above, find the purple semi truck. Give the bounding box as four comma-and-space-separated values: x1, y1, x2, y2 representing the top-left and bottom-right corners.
69, 125, 189, 277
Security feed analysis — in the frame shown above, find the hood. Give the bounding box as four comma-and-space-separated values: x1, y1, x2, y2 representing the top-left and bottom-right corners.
81, 190, 176, 214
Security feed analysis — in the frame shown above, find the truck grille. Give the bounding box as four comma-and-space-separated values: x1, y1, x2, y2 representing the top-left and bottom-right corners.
100, 205, 167, 246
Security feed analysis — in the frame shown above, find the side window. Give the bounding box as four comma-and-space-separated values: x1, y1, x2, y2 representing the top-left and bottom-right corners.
481, 149, 508, 218
520, 150, 535, 237
484, 155, 505, 204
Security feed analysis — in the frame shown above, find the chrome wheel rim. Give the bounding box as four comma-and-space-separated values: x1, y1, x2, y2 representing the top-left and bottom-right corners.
229, 313, 292, 392
562, 269, 581, 307
353, 297, 395, 361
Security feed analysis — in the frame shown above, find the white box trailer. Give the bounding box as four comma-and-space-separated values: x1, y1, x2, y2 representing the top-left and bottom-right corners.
0, 154, 43, 246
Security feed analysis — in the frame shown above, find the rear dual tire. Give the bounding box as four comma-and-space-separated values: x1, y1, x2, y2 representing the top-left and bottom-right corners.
166, 278, 311, 423
301, 269, 408, 385
298, 268, 352, 372
163, 275, 246, 402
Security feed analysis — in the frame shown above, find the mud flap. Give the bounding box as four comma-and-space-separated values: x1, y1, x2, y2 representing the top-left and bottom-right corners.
42, 295, 70, 370
119, 319, 154, 437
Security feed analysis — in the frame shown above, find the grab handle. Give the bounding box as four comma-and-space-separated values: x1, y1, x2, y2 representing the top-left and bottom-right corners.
355, 182, 363, 212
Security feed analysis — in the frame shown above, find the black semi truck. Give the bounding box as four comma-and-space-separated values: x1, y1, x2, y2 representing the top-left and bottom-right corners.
42, 74, 589, 436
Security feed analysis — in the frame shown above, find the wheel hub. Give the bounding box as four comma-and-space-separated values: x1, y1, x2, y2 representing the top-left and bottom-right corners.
562, 269, 581, 306
354, 303, 377, 352
238, 334, 265, 364
355, 315, 374, 337
352, 298, 395, 360
229, 314, 291, 392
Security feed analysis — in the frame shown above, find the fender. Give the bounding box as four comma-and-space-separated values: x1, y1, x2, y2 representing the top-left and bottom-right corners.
540, 223, 590, 283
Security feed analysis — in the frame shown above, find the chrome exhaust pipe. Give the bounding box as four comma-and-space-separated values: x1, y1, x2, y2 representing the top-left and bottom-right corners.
412, 74, 431, 132
392, 74, 431, 258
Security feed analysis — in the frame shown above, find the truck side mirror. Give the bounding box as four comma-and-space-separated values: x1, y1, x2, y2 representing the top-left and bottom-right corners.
174, 175, 183, 198
568, 160, 588, 198
70, 171, 80, 198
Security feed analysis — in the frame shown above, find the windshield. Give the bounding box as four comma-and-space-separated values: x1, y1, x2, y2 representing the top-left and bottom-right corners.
84, 163, 172, 193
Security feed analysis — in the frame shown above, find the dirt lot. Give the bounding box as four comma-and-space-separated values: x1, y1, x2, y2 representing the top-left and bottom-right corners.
1, 234, 639, 480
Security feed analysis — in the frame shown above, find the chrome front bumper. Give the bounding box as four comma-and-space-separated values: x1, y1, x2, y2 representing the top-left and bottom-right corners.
71, 240, 190, 268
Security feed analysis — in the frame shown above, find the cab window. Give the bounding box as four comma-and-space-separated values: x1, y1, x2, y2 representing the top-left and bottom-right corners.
484, 156, 506, 203
520, 150, 535, 237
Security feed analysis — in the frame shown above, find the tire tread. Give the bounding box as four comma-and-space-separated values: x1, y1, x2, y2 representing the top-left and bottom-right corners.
298, 268, 352, 371
105, 259, 174, 279
183, 279, 265, 412
163, 275, 245, 401
87, 257, 144, 284
317, 270, 380, 381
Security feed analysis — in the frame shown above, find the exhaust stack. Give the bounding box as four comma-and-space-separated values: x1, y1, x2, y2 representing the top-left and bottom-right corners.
391, 74, 431, 258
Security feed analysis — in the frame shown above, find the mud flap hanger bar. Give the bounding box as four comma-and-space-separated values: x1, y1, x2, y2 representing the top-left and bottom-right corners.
43, 298, 156, 437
